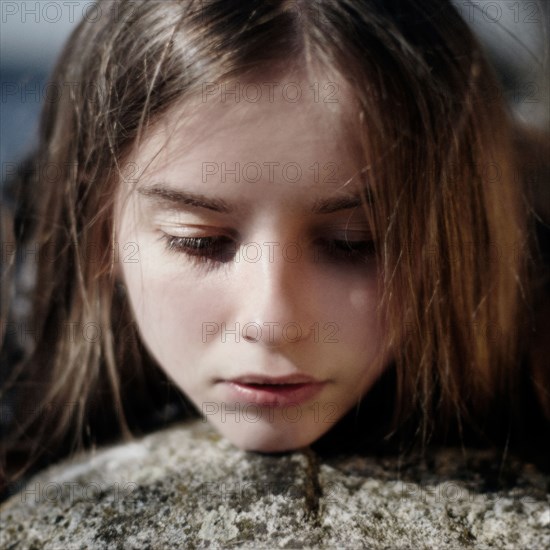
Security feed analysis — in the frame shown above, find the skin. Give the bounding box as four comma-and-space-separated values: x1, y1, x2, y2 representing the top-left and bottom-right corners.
115, 76, 391, 452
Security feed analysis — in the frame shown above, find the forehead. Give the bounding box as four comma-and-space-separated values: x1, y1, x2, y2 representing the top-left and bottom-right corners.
120, 75, 366, 208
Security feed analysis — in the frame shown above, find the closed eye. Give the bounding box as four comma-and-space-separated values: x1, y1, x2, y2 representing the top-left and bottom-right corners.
314, 238, 375, 263
161, 234, 236, 264
160, 233, 376, 266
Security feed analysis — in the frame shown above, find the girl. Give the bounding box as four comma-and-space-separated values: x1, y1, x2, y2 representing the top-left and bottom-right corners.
1, 0, 549, 499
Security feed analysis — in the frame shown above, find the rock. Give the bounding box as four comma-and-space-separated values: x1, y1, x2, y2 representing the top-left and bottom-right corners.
1, 419, 548, 549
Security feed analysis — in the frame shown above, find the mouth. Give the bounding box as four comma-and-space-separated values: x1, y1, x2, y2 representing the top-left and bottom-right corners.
228, 374, 319, 385
218, 374, 326, 407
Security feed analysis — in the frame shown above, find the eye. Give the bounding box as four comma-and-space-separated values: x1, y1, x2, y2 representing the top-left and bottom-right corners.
161, 234, 236, 264
314, 237, 376, 264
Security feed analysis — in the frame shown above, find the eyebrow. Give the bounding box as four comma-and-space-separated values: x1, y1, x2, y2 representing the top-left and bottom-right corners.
138, 184, 233, 213
311, 195, 364, 214
137, 183, 369, 214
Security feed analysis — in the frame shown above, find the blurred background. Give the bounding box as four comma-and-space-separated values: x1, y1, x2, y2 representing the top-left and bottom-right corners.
0, 0, 548, 172
1, 1, 84, 172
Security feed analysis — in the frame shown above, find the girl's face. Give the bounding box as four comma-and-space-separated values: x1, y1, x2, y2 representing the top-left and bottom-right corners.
116, 78, 390, 452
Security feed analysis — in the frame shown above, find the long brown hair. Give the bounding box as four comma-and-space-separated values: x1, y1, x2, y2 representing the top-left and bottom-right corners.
1, 0, 549, 495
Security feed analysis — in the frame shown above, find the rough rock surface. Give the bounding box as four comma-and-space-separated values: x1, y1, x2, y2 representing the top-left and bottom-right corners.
1, 419, 549, 549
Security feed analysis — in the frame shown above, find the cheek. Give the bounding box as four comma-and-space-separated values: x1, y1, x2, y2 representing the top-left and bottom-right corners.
115, 210, 228, 358
319, 276, 384, 352
349, 286, 383, 342
120, 253, 232, 369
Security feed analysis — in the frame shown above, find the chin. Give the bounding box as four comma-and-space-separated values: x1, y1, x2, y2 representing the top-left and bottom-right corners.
214, 421, 324, 453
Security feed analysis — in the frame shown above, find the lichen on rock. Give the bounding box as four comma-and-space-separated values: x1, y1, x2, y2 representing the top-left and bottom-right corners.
1, 419, 548, 549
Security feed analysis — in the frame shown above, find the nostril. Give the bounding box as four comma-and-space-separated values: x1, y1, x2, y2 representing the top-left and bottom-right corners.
242, 324, 262, 342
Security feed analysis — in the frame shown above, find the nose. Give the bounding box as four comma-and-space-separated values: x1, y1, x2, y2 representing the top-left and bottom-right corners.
233, 240, 316, 348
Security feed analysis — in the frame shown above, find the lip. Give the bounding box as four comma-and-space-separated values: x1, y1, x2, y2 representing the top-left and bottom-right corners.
219, 374, 326, 407
228, 373, 319, 385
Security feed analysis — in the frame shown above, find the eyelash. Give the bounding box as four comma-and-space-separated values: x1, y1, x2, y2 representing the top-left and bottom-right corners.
161, 235, 234, 264
319, 238, 376, 262
161, 233, 375, 266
